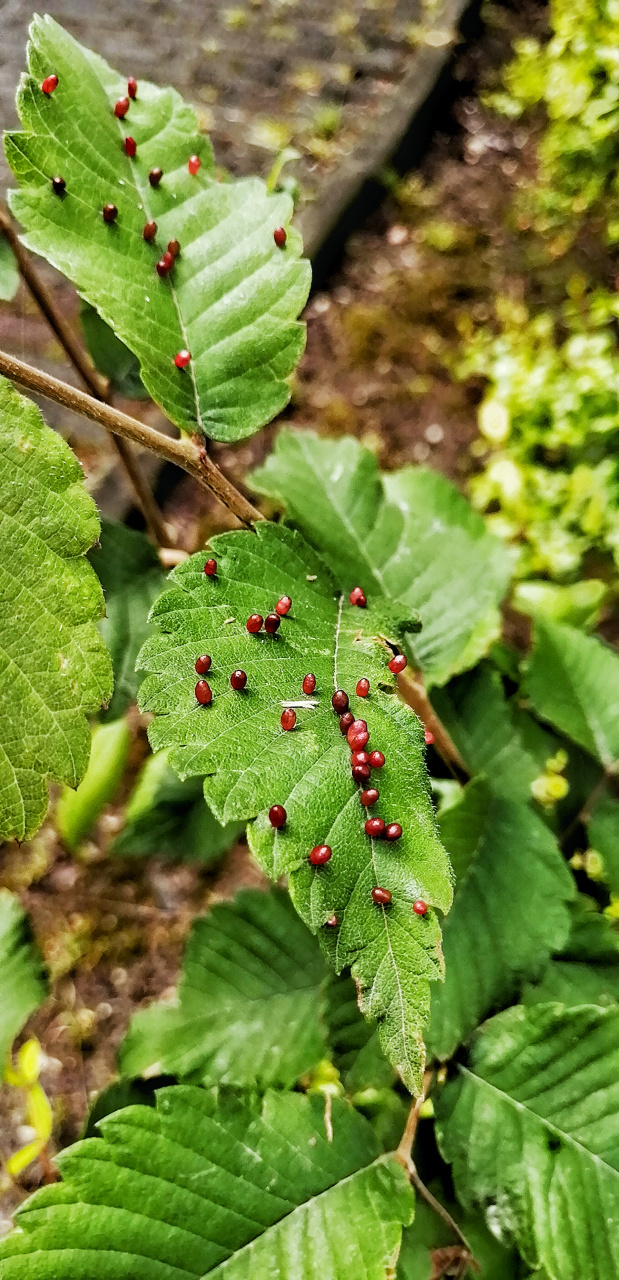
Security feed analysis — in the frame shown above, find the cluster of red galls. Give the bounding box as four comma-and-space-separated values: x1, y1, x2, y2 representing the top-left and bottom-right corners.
195, 564, 430, 925
41, 73, 287, 373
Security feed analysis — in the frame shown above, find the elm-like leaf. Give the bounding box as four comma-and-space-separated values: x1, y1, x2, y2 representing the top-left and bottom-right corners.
524, 619, 619, 767
6, 16, 310, 442
0, 376, 112, 841
137, 521, 453, 1093
436, 1003, 619, 1280
250, 429, 511, 686
0, 1086, 415, 1280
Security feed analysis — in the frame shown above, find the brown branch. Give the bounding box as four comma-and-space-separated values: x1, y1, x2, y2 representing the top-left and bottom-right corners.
395, 1072, 479, 1272
0, 202, 171, 545
398, 666, 469, 778
0, 349, 264, 529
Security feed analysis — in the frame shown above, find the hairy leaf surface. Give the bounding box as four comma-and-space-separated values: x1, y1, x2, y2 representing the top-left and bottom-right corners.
251, 430, 511, 686
524, 619, 619, 766
0, 890, 47, 1065
0, 1086, 415, 1279
436, 1003, 619, 1280
137, 521, 453, 1092
0, 377, 112, 840
428, 779, 573, 1058
119, 889, 329, 1087
6, 17, 310, 441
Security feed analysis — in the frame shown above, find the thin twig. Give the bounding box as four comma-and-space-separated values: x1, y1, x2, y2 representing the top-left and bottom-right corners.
0, 348, 264, 529
0, 204, 170, 545
395, 1071, 479, 1272
397, 667, 469, 778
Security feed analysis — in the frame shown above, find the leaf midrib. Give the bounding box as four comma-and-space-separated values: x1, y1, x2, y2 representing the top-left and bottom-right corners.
461, 1065, 619, 1176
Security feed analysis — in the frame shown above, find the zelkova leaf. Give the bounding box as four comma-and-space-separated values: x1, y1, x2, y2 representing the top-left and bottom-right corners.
435, 1003, 619, 1280
0, 890, 47, 1066
250, 429, 511, 686
137, 521, 453, 1093
119, 888, 329, 1088
428, 779, 574, 1059
0, 377, 112, 841
0, 1086, 415, 1279
6, 16, 310, 442
524, 619, 619, 767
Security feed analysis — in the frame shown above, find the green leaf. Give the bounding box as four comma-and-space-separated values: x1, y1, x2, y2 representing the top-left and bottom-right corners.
436, 1002, 619, 1280
0, 234, 19, 301
0, 1086, 415, 1279
0, 376, 112, 841
428, 779, 574, 1059
55, 717, 131, 851
324, 971, 396, 1093
432, 662, 557, 799
137, 520, 453, 1093
80, 303, 147, 399
524, 619, 619, 767
250, 429, 511, 686
0, 890, 47, 1066
88, 520, 168, 720
111, 748, 243, 862
119, 888, 329, 1088
7, 16, 310, 442
587, 790, 619, 894
523, 895, 619, 1009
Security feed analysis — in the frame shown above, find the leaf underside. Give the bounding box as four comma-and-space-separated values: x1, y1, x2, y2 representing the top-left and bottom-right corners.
6, 16, 311, 442
0, 889, 47, 1065
436, 1002, 619, 1280
0, 377, 112, 840
0, 1087, 415, 1279
119, 888, 329, 1088
250, 429, 511, 686
137, 520, 453, 1093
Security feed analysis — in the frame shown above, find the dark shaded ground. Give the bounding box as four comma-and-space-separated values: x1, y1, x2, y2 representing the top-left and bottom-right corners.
0, 0, 557, 1223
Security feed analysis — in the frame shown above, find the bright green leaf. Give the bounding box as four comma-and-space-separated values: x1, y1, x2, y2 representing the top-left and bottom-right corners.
55, 717, 130, 851
137, 520, 453, 1093
436, 1002, 619, 1280
7, 16, 310, 442
524, 619, 619, 767
324, 971, 395, 1093
88, 520, 168, 720
0, 890, 47, 1067
80, 303, 147, 399
0, 1086, 415, 1279
119, 888, 328, 1088
111, 748, 243, 862
428, 779, 573, 1059
250, 429, 511, 686
0, 376, 112, 841
0, 234, 19, 301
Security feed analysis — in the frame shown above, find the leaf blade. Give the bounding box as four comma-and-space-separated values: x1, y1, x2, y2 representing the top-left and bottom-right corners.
0, 890, 47, 1065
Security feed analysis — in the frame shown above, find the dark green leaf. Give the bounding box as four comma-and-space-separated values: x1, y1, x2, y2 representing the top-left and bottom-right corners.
0, 890, 47, 1065
0, 1086, 415, 1278
80, 303, 147, 399
119, 888, 328, 1088
137, 521, 453, 1092
397, 1186, 522, 1279
111, 748, 243, 862
588, 790, 619, 894
436, 1003, 619, 1280
428, 779, 574, 1058
523, 895, 619, 1009
250, 430, 511, 686
7, 16, 310, 442
0, 377, 112, 840
324, 971, 395, 1093
89, 520, 167, 720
